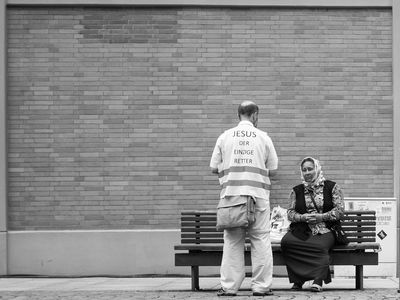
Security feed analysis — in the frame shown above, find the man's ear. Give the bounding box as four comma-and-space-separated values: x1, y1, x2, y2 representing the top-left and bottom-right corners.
251, 112, 258, 125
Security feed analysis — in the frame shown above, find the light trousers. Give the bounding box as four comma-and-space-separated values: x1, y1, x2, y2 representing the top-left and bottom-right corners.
220, 201, 272, 294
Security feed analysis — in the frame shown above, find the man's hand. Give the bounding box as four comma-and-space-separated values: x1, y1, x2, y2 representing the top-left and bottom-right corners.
211, 168, 219, 174
268, 169, 278, 177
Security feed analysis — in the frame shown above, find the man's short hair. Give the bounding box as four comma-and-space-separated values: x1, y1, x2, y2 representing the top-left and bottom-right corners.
238, 101, 259, 117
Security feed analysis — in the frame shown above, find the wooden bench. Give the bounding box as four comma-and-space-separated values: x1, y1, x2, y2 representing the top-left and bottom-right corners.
174, 210, 381, 291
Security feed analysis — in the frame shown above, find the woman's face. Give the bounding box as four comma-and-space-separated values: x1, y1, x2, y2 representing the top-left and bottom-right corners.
302, 160, 316, 183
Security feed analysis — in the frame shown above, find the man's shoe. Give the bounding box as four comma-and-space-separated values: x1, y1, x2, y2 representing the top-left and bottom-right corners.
217, 288, 237, 297
253, 289, 274, 296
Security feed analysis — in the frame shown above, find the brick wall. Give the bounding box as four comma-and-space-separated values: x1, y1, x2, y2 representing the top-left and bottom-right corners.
7, 7, 393, 230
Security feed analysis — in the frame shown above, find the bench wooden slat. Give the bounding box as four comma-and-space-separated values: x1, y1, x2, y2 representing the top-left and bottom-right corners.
175, 251, 378, 267
181, 216, 217, 222
175, 241, 381, 252
345, 230, 375, 236
182, 228, 219, 232
342, 211, 375, 215
181, 224, 377, 230
182, 239, 224, 244
347, 238, 376, 243
342, 226, 376, 231
182, 234, 222, 239
343, 218, 375, 221
181, 222, 217, 227
344, 222, 376, 226
182, 238, 375, 244
346, 232, 376, 237
182, 232, 374, 239
181, 210, 375, 215
181, 221, 377, 227
342, 220, 376, 225
181, 211, 218, 215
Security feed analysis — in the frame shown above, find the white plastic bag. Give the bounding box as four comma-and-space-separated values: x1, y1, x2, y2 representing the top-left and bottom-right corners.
270, 205, 291, 243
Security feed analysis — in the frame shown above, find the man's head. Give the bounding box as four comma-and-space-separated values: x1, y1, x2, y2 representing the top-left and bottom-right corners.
238, 101, 259, 127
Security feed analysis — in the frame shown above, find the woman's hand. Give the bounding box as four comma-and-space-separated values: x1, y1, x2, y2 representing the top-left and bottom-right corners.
302, 213, 323, 224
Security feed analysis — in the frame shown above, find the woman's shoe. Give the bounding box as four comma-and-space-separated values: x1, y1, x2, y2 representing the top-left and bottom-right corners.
291, 282, 303, 290
310, 283, 323, 292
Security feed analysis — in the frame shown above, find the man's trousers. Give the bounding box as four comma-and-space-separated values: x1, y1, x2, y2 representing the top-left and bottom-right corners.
220, 199, 272, 294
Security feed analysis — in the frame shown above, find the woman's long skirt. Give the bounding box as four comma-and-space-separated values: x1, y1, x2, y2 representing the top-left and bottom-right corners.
281, 231, 335, 284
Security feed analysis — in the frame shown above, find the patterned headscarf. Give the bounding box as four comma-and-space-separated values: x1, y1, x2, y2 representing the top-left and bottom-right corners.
300, 157, 326, 190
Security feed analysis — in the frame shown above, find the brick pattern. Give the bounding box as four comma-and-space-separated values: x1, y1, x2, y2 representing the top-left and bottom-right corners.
7, 7, 393, 230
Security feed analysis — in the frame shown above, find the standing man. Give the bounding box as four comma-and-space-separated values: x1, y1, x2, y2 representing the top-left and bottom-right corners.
210, 101, 278, 297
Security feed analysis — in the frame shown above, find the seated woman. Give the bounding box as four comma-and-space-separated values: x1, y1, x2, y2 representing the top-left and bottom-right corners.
281, 157, 345, 292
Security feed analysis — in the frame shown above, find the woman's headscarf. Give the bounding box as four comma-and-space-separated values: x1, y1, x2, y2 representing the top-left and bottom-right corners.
300, 156, 326, 190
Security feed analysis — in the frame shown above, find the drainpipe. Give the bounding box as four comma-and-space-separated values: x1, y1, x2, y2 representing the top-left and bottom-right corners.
393, 0, 400, 293
0, 0, 7, 276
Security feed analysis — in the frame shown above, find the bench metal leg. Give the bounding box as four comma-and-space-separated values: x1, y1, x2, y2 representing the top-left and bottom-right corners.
355, 265, 363, 290
191, 266, 199, 291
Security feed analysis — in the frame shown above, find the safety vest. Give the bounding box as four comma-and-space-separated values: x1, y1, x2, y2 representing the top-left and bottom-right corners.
210, 121, 278, 200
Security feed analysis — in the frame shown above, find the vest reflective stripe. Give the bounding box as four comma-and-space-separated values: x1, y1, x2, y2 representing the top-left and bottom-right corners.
221, 180, 271, 190
218, 166, 271, 198
218, 166, 268, 178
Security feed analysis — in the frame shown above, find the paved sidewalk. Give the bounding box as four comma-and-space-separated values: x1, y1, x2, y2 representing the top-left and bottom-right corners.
0, 276, 399, 299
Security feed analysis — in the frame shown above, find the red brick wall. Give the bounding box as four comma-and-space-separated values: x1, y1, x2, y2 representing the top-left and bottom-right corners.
7, 7, 393, 230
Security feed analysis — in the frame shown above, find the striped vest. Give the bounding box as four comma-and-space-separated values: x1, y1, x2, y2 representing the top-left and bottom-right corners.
217, 122, 274, 199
